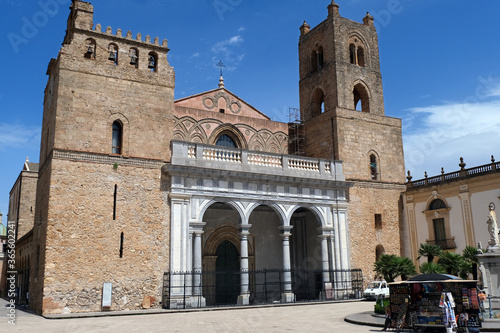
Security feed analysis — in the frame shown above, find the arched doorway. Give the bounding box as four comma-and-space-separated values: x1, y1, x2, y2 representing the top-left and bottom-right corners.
215, 240, 240, 305
289, 207, 323, 301
201, 202, 254, 306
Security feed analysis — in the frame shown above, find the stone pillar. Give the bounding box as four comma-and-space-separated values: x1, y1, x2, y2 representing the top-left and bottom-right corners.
319, 228, 333, 300
478, 252, 500, 312
238, 224, 252, 305
319, 230, 332, 283
333, 211, 342, 290
190, 222, 206, 296
458, 191, 476, 247
333, 209, 350, 298
328, 232, 336, 276
280, 226, 294, 302
185, 231, 193, 296
169, 194, 191, 307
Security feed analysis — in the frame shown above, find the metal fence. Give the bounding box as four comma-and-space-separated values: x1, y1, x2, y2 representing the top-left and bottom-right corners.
162, 269, 363, 309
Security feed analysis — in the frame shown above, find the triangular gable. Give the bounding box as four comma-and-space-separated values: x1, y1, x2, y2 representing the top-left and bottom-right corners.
174, 88, 270, 120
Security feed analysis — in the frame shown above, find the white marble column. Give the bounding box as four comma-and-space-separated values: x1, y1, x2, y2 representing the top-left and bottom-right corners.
190, 222, 206, 296
319, 229, 332, 284
280, 226, 295, 302
185, 231, 193, 296
169, 194, 191, 304
328, 231, 336, 276
238, 224, 251, 305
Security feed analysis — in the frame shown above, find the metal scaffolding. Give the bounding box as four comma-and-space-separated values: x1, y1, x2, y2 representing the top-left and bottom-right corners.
288, 107, 305, 156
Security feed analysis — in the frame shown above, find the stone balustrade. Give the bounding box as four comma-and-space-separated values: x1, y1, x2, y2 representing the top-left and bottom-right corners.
170, 141, 344, 181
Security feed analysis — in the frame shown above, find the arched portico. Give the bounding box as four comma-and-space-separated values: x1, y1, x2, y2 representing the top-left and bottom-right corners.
166, 141, 353, 308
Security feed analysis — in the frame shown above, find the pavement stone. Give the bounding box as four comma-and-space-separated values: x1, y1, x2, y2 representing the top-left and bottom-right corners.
1, 297, 499, 332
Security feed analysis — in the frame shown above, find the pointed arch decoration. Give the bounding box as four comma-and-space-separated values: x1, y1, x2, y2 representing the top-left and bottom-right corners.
353, 81, 371, 113
209, 124, 248, 149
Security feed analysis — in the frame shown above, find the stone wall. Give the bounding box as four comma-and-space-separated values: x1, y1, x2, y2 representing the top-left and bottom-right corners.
347, 184, 405, 282
336, 108, 405, 183
35, 159, 169, 314
15, 171, 38, 240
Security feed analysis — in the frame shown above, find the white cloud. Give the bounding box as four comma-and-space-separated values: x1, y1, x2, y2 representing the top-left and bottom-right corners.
0, 123, 40, 150
228, 35, 243, 44
211, 35, 244, 56
403, 100, 500, 179
238, 26, 246, 33
190, 52, 200, 59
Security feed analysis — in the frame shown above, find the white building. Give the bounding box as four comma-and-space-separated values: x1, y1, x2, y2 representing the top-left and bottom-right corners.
403, 156, 500, 266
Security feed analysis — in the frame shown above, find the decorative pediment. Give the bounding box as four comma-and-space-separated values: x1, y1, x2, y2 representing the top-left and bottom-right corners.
174, 88, 270, 120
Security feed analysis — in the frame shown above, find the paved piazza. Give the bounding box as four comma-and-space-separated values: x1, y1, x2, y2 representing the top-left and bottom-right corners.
1, 300, 380, 332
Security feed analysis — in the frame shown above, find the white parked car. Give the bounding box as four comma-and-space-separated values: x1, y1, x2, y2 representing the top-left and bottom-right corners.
363, 280, 389, 300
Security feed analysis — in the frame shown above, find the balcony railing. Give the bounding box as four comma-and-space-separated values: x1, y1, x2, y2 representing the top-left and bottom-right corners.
426, 238, 457, 250
407, 159, 500, 189
170, 141, 345, 181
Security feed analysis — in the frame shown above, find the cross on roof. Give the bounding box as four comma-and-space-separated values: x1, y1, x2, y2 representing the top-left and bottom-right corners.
216, 60, 225, 77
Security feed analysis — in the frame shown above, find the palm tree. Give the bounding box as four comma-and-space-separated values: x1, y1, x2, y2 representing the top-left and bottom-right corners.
374, 254, 417, 282
418, 243, 443, 263
437, 251, 463, 276
462, 246, 480, 280
397, 256, 417, 281
374, 254, 399, 282
458, 260, 472, 280
420, 262, 446, 274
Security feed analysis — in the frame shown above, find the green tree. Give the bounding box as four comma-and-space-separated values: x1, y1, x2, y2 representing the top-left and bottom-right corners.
437, 251, 463, 276
462, 246, 480, 280
417, 243, 443, 263
397, 256, 417, 281
458, 260, 472, 280
420, 262, 446, 274
374, 254, 417, 282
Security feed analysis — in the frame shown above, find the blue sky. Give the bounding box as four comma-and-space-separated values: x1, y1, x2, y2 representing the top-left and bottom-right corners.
1, 0, 500, 227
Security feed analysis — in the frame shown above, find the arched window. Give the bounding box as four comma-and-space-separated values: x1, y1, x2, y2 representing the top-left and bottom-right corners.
348, 37, 366, 67
148, 51, 158, 72
85, 38, 96, 59
216, 134, 237, 148
357, 46, 365, 67
375, 245, 385, 262
312, 88, 325, 117
112, 121, 122, 154
108, 43, 118, 65
310, 46, 324, 73
349, 44, 356, 64
429, 199, 447, 210
129, 48, 138, 68
353, 83, 370, 112
311, 50, 318, 72
370, 154, 378, 180
317, 46, 324, 70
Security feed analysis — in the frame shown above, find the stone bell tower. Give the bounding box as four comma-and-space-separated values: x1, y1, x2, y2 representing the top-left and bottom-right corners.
298, 1, 406, 280
31, 1, 174, 315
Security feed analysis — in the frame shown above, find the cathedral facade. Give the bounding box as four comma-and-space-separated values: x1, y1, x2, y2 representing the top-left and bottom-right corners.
26, 1, 405, 314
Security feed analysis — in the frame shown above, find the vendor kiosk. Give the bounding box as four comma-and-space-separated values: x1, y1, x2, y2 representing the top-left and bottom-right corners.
388, 274, 482, 332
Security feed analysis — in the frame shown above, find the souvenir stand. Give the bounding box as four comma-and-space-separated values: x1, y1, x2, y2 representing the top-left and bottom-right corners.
388, 274, 482, 332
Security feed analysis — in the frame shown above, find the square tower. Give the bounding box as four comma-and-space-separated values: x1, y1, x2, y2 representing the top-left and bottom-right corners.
31, 1, 175, 314
298, 1, 406, 280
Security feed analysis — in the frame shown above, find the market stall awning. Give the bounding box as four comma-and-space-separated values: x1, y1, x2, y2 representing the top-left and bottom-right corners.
409, 273, 461, 281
